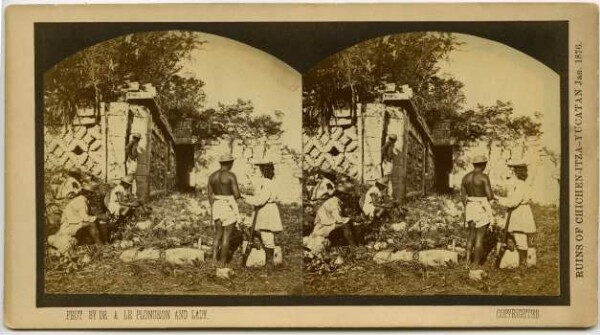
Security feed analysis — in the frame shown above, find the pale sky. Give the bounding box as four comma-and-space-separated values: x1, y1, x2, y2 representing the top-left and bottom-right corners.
179, 33, 302, 151
439, 33, 561, 154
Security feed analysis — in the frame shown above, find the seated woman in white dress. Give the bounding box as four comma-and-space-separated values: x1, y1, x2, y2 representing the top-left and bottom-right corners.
496, 160, 536, 267
243, 159, 283, 270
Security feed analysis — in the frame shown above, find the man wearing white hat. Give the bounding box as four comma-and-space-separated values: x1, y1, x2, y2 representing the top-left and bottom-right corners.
308, 183, 356, 249
461, 154, 495, 267
242, 159, 283, 270
497, 160, 536, 267
107, 175, 137, 218
208, 154, 243, 267
361, 177, 390, 219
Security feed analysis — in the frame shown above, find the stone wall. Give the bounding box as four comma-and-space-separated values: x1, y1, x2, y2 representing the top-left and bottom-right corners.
44, 124, 105, 178
303, 126, 360, 179
450, 141, 560, 206
193, 137, 302, 204
303, 102, 435, 201
45, 90, 177, 201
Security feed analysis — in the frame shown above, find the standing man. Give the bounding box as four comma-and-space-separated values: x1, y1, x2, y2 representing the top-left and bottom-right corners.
461, 155, 495, 268
125, 133, 141, 175
207, 154, 243, 270
381, 134, 397, 194
125, 133, 141, 195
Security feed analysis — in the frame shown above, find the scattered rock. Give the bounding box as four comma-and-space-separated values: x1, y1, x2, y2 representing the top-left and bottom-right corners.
119, 247, 161, 262
390, 250, 415, 262
333, 256, 345, 266
417, 250, 458, 267
373, 250, 393, 264
136, 248, 161, 260
469, 269, 488, 281
165, 248, 205, 266
499, 250, 519, 269
390, 222, 407, 232
216, 267, 235, 279
135, 220, 153, 231
119, 248, 139, 262
244, 246, 283, 268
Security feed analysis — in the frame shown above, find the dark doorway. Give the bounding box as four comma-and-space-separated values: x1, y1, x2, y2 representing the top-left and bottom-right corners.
433, 145, 454, 193
174, 144, 195, 192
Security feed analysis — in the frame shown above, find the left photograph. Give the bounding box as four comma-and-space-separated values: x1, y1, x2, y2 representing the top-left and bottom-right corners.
42, 31, 303, 295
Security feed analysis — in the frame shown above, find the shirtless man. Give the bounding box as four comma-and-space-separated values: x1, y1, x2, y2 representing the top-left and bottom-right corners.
461, 155, 494, 267
207, 154, 243, 267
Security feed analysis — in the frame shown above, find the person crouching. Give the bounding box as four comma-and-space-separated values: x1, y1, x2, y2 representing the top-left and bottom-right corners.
308, 183, 356, 249
48, 183, 102, 255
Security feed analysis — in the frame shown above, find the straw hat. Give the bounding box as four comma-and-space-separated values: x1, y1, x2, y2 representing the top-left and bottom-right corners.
253, 158, 273, 166
121, 175, 135, 185
388, 134, 398, 140
472, 155, 488, 164
375, 177, 389, 187
507, 159, 527, 167
218, 154, 235, 163
131, 133, 141, 139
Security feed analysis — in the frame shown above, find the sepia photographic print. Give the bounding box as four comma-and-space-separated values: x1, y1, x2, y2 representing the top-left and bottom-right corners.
4, 3, 598, 329
42, 30, 304, 296
302, 32, 561, 296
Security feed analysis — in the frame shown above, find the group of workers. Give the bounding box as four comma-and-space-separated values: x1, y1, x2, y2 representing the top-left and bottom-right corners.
47, 134, 142, 255
47, 129, 537, 273
305, 167, 398, 252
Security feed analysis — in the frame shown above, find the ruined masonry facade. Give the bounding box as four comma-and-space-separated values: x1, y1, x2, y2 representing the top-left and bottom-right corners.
44, 87, 177, 201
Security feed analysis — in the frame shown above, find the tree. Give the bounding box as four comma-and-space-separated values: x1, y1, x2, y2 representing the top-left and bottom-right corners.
192, 100, 283, 155
303, 32, 465, 132
44, 31, 206, 127
450, 101, 542, 171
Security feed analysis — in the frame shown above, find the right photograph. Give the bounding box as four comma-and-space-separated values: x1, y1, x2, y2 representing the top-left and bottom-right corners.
301, 32, 561, 296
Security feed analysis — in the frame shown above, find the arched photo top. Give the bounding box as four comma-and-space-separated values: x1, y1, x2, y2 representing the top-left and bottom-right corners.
44, 30, 302, 150
303, 31, 559, 155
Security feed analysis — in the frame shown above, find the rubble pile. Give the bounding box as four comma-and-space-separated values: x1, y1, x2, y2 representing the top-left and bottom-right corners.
304, 193, 471, 273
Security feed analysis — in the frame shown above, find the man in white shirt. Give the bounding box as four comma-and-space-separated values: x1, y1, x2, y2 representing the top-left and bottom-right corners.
361, 178, 389, 219
48, 184, 102, 254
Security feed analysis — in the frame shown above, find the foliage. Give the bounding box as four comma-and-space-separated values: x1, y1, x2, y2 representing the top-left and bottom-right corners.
450, 101, 542, 150
193, 99, 284, 153
44, 31, 206, 126
303, 32, 465, 131
449, 101, 543, 171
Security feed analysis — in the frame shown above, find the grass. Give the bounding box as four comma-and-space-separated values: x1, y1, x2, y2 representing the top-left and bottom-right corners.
44, 192, 303, 295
